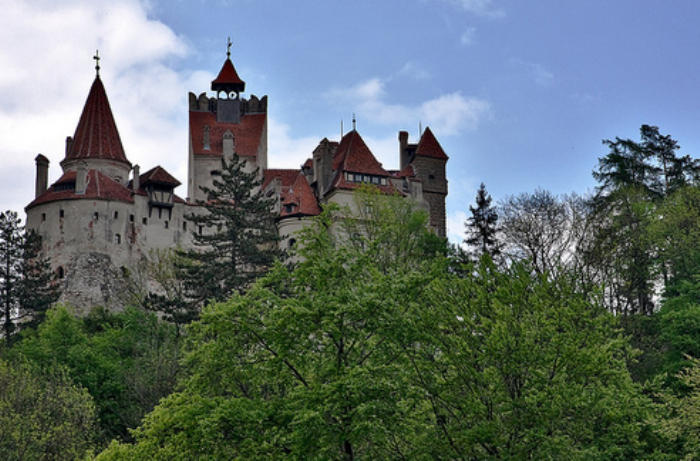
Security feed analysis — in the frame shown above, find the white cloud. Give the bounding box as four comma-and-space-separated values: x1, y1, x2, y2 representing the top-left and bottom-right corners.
267, 117, 322, 169
444, 0, 504, 18
460, 27, 477, 45
447, 210, 468, 245
325, 78, 490, 136
0, 0, 197, 213
510, 58, 554, 87
397, 61, 431, 80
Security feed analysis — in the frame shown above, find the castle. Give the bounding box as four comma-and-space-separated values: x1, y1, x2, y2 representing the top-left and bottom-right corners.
25, 47, 448, 309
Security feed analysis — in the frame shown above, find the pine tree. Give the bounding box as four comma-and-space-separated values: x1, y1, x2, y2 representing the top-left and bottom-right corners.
179, 154, 281, 307
464, 183, 499, 259
0, 211, 58, 343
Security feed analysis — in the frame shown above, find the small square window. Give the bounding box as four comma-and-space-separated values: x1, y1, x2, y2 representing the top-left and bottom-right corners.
142, 217, 148, 225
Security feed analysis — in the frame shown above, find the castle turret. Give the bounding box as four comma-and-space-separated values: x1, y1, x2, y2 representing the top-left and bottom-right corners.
60, 56, 132, 185
212, 39, 245, 124
408, 127, 448, 237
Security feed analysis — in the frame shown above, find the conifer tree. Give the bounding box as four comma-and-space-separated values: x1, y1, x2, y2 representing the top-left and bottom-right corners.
179, 154, 281, 307
464, 182, 500, 259
0, 211, 58, 343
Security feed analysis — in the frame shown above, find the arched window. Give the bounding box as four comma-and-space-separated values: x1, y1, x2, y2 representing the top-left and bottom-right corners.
115, 233, 121, 244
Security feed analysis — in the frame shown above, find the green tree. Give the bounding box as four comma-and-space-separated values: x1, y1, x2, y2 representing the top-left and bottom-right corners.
411, 260, 655, 459
0, 211, 58, 343
98, 199, 443, 460
0, 359, 97, 460
10, 305, 181, 445
464, 182, 500, 260
179, 153, 281, 308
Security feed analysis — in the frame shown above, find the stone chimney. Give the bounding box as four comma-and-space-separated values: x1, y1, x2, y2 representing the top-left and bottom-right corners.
222, 130, 234, 163
34, 154, 49, 198
313, 139, 334, 197
399, 131, 409, 170
132, 164, 140, 191
75, 162, 87, 195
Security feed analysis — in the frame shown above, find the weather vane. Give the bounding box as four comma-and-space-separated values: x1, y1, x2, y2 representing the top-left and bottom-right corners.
227, 37, 232, 58
352, 113, 356, 131
93, 49, 100, 76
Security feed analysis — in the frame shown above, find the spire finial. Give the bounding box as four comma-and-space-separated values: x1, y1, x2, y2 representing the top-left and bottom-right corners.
352, 113, 356, 131
93, 49, 100, 76
226, 37, 232, 58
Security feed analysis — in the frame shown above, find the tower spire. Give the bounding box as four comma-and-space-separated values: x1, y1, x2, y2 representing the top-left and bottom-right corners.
226, 37, 232, 58
352, 113, 356, 131
93, 49, 100, 76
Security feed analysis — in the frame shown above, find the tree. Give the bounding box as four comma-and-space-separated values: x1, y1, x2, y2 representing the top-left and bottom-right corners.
0, 211, 58, 343
10, 305, 181, 445
179, 153, 281, 308
464, 182, 500, 260
410, 260, 655, 459
498, 190, 589, 278
0, 359, 97, 460
98, 199, 444, 460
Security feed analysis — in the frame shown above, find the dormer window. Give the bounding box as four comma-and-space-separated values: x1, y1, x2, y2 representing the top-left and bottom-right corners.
284, 204, 296, 213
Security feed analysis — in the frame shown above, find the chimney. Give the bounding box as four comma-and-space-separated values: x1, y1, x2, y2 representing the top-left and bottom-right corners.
399, 131, 409, 170
34, 154, 49, 198
222, 130, 234, 163
75, 162, 87, 195
65, 136, 73, 156
313, 139, 333, 197
132, 164, 140, 191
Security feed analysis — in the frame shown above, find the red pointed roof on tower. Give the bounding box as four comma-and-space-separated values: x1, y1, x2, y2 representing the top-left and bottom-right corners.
211, 58, 246, 93
332, 130, 389, 176
64, 76, 130, 166
415, 127, 448, 160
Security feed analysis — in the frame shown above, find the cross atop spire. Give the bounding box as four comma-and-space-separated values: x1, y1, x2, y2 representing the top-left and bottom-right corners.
352, 113, 356, 131
93, 49, 100, 76
226, 37, 232, 58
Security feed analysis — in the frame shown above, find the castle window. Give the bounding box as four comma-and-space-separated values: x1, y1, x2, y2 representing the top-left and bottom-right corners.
203, 125, 211, 150
284, 204, 296, 213
142, 217, 148, 225
130, 214, 134, 222
114, 211, 119, 219
210, 170, 221, 176
94, 212, 99, 221
115, 234, 121, 244
182, 221, 187, 231
371, 176, 380, 184
198, 225, 203, 235
428, 174, 435, 180
59, 209, 64, 218
381, 178, 387, 185
41, 213, 46, 222
288, 238, 296, 249
164, 221, 169, 229
57, 266, 64, 279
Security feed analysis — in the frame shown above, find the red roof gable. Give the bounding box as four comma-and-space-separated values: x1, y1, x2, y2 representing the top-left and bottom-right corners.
332, 130, 389, 176
211, 58, 245, 93
415, 127, 448, 160
139, 166, 181, 187
189, 111, 265, 158
26, 169, 134, 209
262, 169, 300, 189
65, 76, 130, 166
280, 173, 321, 217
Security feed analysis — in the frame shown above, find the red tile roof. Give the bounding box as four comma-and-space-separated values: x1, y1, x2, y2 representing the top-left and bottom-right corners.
332, 130, 389, 176
189, 111, 265, 158
211, 58, 245, 93
26, 169, 134, 209
415, 127, 448, 160
64, 76, 130, 166
280, 173, 321, 217
139, 166, 181, 187
391, 164, 416, 178
262, 169, 300, 189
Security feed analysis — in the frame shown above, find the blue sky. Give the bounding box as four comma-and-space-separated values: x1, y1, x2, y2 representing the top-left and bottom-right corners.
1, 0, 699, 242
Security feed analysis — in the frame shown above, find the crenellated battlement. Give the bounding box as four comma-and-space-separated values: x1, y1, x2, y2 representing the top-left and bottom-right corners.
188, 92, 267, 115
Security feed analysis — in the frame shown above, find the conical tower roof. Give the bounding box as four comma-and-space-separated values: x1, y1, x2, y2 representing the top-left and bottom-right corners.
64, 76, 130, 166
211, 58, 246, 94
